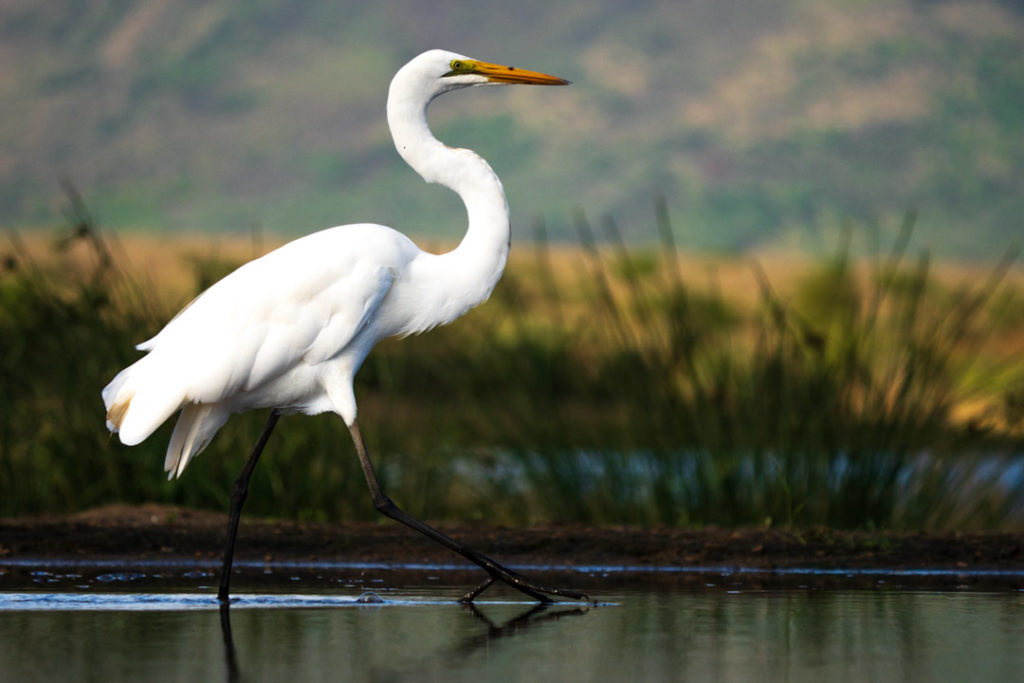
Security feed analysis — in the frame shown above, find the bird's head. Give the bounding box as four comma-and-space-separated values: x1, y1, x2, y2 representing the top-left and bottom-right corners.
392, 49, 569, 102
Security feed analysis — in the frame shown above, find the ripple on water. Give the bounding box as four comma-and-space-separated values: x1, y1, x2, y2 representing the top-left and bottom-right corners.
0, 592, 571, 612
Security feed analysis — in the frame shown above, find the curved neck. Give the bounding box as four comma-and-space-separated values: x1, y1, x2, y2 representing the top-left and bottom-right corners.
386, 80, 511, 277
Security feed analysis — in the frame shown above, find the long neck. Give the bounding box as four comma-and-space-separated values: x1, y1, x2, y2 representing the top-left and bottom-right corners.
386, 83, 511, 297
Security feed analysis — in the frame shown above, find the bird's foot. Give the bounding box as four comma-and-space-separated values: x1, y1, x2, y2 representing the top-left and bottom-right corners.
460, 570, 592, 605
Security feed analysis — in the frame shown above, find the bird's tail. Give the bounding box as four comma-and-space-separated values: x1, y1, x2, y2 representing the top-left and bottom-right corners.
164, 402, 230, 479
104, 355, 231, 478
102, 357, 185, 447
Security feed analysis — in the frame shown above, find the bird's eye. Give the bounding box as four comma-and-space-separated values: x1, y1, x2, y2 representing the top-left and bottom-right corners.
443, 59, 472, 78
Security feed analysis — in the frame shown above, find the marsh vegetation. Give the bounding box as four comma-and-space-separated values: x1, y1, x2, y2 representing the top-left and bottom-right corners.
2, 203, 1022, 530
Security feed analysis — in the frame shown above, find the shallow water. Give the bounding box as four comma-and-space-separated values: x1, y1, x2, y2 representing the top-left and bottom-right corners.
2, 563, 1023, 682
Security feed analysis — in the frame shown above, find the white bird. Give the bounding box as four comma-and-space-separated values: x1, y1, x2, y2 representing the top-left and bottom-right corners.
102, 49, 586, 604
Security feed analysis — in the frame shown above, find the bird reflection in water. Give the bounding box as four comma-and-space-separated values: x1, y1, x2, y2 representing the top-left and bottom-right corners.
219, 602, 240, 683
216, 597, 591, 682
457, 601, 592, 653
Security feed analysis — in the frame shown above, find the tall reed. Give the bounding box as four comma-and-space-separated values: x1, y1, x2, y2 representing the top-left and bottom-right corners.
1, 197, 1021, 529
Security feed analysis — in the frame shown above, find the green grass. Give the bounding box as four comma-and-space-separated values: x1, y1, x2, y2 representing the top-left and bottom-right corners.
1, 199, 1022, 530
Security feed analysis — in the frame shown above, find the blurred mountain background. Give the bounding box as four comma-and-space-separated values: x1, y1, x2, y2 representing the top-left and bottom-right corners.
3, 0, 1023, 258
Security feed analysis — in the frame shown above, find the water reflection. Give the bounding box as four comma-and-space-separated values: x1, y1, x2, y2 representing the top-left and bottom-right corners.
2, 589, 1023, 681
219, 603, 240, 683
217, 598, 593, 682
443, 603, 591, 669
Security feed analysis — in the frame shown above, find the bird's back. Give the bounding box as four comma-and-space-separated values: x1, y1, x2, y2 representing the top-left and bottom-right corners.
103, 223, 422, 475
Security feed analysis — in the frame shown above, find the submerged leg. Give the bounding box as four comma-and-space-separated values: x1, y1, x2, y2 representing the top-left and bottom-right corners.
217, 411, 281, 602
348, 421, 590, 604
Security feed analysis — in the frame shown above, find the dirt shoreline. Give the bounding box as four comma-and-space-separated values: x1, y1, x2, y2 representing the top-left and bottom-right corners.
2, 504, 1022, 575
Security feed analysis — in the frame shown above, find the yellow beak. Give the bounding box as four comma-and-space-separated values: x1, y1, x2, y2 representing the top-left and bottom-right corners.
447, 59, 570, 86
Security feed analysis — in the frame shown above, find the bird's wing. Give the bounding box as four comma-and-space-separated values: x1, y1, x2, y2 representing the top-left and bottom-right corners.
155, 225, 411, 400
111, 225, 414, 445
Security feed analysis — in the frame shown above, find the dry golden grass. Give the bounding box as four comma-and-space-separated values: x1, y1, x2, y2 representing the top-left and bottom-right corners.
11, 228, 1023, 326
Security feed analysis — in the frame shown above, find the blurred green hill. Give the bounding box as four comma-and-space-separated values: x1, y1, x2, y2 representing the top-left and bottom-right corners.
3, 0, 1023, 257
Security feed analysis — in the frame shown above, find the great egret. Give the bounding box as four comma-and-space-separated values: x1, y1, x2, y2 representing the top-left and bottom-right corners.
102, 49, 586, 604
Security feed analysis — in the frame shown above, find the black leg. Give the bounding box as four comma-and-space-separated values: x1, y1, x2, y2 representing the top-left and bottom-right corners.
462, 576, 497, 603
348, 421, 590, 604
218, 411, 280, 602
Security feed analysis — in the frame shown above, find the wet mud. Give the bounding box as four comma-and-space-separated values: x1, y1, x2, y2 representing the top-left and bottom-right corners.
2, 504, 1022, 592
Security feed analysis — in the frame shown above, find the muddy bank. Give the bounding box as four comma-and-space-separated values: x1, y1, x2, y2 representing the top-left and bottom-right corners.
2, 504, 1022, 574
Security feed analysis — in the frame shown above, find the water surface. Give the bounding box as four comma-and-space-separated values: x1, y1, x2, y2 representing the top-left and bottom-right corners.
1, 564, 1022, 682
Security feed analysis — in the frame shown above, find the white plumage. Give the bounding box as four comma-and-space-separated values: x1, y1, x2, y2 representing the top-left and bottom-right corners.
102, 49, 567, 478
102, 50, 584, 605
104, 225, 415, 475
